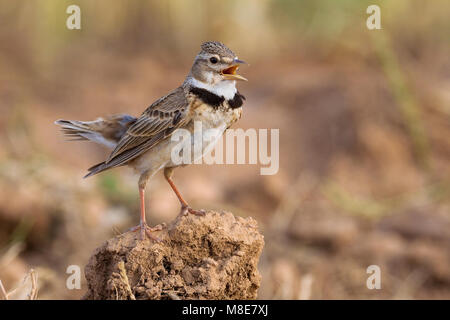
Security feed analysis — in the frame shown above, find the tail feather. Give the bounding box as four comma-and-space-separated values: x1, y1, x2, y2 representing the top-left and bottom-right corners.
55, 119, 115, 148
55, 115, 137, 177
54, 115, 137, 149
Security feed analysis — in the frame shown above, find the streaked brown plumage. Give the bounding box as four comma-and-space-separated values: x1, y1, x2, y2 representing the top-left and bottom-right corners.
56, 114, 137, 147
55, 41, 247, 241
85, 86, 192, 177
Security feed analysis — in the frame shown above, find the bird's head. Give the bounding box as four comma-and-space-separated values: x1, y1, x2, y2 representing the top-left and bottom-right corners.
188, 41, 247, 89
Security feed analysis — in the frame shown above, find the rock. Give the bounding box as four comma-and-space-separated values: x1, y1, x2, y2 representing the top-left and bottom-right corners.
83, 210, 264, 300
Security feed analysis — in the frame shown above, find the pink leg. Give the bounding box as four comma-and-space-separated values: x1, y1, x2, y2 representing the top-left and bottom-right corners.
164, 167, 205, 216
139, 188, 146, 240
127, 187, 165, 241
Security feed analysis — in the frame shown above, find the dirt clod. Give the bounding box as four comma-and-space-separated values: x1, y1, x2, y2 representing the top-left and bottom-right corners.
83, 211, 264, 300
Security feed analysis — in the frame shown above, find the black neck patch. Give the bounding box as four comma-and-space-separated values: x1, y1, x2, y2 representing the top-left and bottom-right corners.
190, 87, 245, 109
228, 92, 245, 109
190, 87, 224, 108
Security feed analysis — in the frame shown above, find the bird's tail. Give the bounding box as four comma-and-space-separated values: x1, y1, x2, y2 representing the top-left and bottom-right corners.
54, 114, 136, 149
55, 114, 137, 178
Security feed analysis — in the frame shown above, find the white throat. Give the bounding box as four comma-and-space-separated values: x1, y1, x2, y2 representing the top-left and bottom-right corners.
188, 77, 237, 100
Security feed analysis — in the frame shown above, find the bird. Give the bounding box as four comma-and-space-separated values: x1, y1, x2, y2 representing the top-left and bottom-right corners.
55, 41, 247, 241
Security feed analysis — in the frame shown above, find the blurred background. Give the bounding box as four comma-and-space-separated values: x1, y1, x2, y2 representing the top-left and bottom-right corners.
0, 0, 449, 299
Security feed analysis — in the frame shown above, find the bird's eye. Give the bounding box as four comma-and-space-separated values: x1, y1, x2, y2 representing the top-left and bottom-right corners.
210, 57, 218, 64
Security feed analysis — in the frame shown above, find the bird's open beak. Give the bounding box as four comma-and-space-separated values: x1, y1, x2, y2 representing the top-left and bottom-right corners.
221, 58, 248, 81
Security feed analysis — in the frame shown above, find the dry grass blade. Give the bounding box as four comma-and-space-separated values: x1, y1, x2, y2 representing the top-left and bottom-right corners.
29, 269, 38, 300
6, 269, 39, 300
0, 280, 8, 300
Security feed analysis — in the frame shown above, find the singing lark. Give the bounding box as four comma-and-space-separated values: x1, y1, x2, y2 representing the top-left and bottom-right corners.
55, 41, 247, 240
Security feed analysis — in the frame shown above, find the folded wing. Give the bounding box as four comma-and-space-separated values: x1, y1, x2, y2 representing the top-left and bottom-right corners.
85, 86, 191, 177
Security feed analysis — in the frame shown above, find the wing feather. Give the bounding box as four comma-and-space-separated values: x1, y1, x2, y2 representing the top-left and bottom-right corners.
104, 86, 191, 166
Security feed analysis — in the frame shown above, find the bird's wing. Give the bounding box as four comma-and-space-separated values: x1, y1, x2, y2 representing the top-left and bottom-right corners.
104, 86, 191, 167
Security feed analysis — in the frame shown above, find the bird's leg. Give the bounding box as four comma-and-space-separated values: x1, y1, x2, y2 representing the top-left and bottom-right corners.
127, 173, 165, 241
164, 167, 206, 216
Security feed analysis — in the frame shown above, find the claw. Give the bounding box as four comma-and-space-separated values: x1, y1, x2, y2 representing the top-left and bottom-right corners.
179, 206, 206, 217
144, 228, 162, 242
127, 222, 165, 241
188, 208, 206, 216
152, 222, 166, 231
179, 206, 189, 216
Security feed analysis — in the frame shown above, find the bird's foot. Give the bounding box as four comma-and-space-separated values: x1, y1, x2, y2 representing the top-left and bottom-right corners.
179, 205, 206, 217
128, 222, 166, 241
